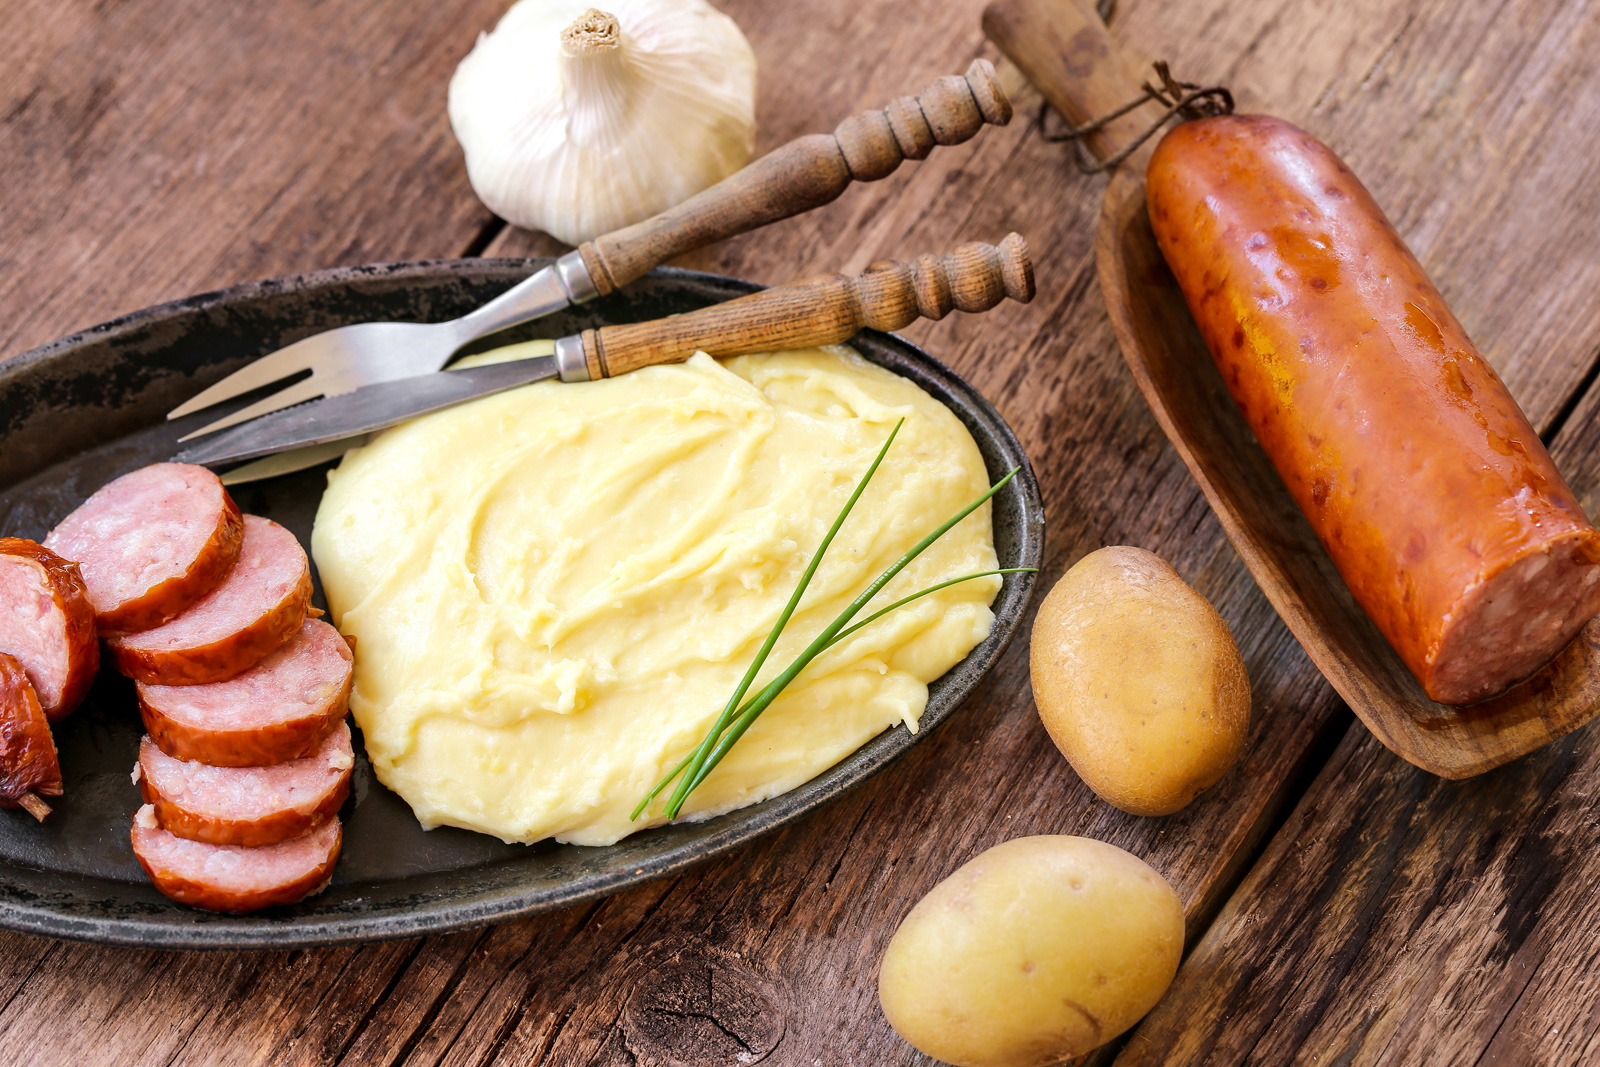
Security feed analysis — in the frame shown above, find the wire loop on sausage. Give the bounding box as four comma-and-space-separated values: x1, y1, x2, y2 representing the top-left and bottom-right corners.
1036, 61, 1233, 174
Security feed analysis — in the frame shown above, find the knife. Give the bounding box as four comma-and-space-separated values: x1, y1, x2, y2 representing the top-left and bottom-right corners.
174, 235, 1035, 472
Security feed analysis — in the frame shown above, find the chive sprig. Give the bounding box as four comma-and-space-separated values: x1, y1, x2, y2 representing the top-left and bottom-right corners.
633, 420, 1028, 822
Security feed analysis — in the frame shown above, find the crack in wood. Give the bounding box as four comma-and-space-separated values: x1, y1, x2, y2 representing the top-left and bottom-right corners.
0, 940, 56, 1024
327, 938, 431, 1065
620, 949, 785, 1066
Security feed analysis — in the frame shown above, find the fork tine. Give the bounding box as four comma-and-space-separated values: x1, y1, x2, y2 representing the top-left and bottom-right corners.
176, 375, 329, 442
166, 333, 327, 419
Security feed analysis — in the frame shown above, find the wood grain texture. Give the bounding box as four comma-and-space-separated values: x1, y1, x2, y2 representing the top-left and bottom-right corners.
3, 0, 1600, 1064
982, 0, 1152, 160
0, 0, 504, 362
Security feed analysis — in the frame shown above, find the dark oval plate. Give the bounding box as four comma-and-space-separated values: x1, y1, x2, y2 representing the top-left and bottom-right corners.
0, 259, 1043, 950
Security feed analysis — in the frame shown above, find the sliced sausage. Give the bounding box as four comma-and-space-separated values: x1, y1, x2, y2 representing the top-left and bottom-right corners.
108, 515, 311, 686
1147, 114, 1600, 705
137, 618, 352, 765
137, 722, 352, 846
43, 463, 243, 633
130, 806, 341, 913
0, 654, 63, 808
0, 539, 99, 721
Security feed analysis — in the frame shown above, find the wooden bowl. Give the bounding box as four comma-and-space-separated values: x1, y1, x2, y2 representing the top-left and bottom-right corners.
986, 0, 1600, 777
1097, 170, 1600, 777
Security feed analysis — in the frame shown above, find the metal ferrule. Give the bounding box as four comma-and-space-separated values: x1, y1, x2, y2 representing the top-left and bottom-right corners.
554, 250, 599, 305
554, 335, 590, 382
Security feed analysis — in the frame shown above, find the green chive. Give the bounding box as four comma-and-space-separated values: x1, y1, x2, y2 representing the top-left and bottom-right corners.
828, 568, 1033, 646
629, 567, 1033, 822
666, 467, 1020, 816
655, 419, 906, 819
630, 751, 694, 821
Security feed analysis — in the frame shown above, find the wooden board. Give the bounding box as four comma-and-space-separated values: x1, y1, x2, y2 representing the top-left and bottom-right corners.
3, 0, 1600, 1063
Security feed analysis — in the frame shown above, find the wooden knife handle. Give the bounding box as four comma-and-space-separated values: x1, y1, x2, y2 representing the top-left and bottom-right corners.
575, 60, 1013, 297
982, 0, 1147, 165
577, 233, 1035, 380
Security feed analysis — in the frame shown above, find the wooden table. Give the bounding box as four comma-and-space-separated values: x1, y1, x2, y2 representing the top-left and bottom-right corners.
6, 0, 1600, 1062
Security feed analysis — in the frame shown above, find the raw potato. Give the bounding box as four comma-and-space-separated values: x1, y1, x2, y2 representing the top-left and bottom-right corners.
1030, 546, 1250, 816
878, 836, 1183, 1067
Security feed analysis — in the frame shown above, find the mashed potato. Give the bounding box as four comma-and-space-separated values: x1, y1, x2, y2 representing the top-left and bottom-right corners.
312, 345, 999, 845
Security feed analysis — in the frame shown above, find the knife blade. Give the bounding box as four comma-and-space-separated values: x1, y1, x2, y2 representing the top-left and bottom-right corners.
173, 354, 561, 468
217, 436, 370, 485
210, 339, 563, 483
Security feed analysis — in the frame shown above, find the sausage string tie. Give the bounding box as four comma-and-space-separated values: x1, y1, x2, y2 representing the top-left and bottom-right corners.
1036, 60, 1234, 174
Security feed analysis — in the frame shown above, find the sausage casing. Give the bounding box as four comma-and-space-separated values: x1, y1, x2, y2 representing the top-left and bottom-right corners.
1147, 114, 1600, 705
0, 653, 63, 805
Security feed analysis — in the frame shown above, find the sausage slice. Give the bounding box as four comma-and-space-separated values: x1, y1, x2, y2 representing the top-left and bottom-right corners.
44, 463, 243, 633
0, 654, 63, 808
130, 807, 341, 913
137, 618, 352, 765
0, 539, 99, 721
109, 515, 312, 686
1147, 114, 1600, 704
137, 722, 352, 846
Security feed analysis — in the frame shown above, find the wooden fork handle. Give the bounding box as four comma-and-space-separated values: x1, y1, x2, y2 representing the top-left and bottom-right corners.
574, 60, 1013, 297
574, 234, 1035, 380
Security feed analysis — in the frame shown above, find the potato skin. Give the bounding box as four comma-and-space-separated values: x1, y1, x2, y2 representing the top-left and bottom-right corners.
877, 836, 1183, 1067
1030, 546, 1249, 816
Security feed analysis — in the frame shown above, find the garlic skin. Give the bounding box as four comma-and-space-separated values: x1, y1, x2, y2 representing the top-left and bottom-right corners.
449, 1, 758, 245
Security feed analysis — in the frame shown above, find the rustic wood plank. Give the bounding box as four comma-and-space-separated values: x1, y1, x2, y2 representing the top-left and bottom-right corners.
168, 942, 419, 1067
0, 0, 504, 362
329, 932, 488, 1067
0, 946, 229, 1065
4, 0, 1600, 1064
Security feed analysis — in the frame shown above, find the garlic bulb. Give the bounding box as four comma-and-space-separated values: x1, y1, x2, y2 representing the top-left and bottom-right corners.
448, 0, 758, 245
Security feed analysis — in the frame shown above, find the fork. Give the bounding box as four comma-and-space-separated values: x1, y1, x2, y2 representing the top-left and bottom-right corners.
170, 60, 1012, 439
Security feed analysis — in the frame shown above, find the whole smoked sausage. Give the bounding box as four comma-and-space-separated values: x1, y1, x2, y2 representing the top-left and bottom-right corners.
1147, 115, 1600, 705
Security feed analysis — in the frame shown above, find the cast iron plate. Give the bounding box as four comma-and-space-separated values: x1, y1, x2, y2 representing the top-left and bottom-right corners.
0, 259, 1043, 949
